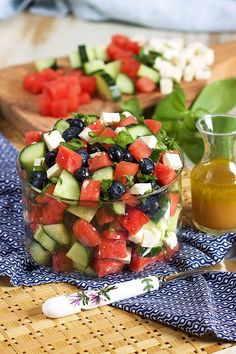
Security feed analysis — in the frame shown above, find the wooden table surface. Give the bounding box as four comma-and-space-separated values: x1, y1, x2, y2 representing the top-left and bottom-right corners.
0, 13, 236, 354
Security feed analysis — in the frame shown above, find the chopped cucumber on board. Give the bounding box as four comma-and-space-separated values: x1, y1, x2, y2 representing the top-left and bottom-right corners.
95, 72, 121, 102
93, 45, 108, 61
138, 64, 160, 83
104, 60, 121, 79
116, 73, 135, 94
35, 58, 57, 72
78, 45, 94, 63
19, 142, 46, 171
84, 60, 105, 75
69, 51, 82, 69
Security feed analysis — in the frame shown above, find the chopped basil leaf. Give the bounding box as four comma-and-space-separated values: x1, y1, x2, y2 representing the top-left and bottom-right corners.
91, 136, 115, 145
100, 179, 112, 200
150, 149, 161, 163
61, 138, 84, 150
51, 177, 58, 184
72, 112, 98, 126
136, 172, 156, 182
124, 175, 134, 187
88, 131, 96, 138
115, 131, 133, 148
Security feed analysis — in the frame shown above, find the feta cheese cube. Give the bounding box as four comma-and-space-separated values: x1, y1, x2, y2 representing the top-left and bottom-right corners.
194, 67, 212, 80
163, 153, 183, 170
140, 225, 162, 248
43, 131, 65, 151
121, 111, 132, 118
115, 127, 127, 134
169, 66, 183, 82
160, 78, 173, 94
79, 127, 93, 142
89, 151, 104, 158
162, 48, 179, 63
115, 247, 132, 264
183, 65, 194, 82
34, 157, 45, 168
47, 163, 62, 179
205, 48, 215, 65
129, 183, 152, 195
164, 231, 178, 249
165, 38, 184, 51
131, 35, 146, 46
128, 231, 143, 244
100, 112, 120, 126
189, 55, 208, 69
148, 38, 165, 52
140, 135, 157, 149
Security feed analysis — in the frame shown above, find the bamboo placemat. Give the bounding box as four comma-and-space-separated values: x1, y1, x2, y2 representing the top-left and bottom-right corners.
0, 120, 235, 354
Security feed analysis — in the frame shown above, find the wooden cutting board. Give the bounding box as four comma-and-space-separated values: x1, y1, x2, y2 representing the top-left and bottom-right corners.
0, 40, 236, 134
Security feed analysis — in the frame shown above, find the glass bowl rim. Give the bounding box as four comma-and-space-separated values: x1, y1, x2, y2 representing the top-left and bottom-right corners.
196, 114, 236, 137
16, 151, 184, 204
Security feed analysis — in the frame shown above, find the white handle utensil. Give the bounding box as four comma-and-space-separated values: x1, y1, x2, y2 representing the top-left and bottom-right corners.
42, 265, 219, 318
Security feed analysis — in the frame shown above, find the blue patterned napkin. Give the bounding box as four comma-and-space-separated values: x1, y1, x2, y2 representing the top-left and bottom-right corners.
0, 133, 236, 341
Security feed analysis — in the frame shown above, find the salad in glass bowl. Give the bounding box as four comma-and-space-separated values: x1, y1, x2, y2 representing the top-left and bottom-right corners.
18, 111, 183, 277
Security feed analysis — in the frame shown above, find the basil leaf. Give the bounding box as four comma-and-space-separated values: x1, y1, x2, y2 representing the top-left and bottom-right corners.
115, 131, 134, 148
191, 78, 236, 115
61, 138, 84, 150
136, 172, 156, 182
72, 112, 98, 126
121, 98, 143, 118
91, 136, 115, 145
150, 149, 161, 163
153, 85, 187, 120
100, 179, 112, 200
182, 138, 204, 164
124, 175, 134, 187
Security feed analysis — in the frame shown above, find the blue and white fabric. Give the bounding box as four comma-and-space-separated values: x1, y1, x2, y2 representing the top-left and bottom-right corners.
0, 133, 236, 341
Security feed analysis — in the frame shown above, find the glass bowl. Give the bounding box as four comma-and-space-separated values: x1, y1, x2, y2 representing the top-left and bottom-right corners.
17, 158, 183, 277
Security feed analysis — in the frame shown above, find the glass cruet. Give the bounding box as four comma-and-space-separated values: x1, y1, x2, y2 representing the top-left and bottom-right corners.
191, 114, 236, 235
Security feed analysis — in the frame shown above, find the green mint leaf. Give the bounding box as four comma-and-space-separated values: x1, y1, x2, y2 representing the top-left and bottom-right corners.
150, 149, 161, 163
72, 112, 98, 126
120, 98, 143, 118
115, 131, 134, 148
91, 136, 115, 145
88, 131, 96, 138
191, 78, 236, 116
137, 115, 144, 124
136, 172, 156, 182
50, 177, 58, 185
124, 175, 134, 187
100, 179, 112, 200
61, 138, 84, 150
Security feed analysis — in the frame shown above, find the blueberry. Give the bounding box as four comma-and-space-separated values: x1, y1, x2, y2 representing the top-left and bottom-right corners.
89, 143, 105, 154
138, 195, 160, 217
62, 127, 82, 142
67, 118, 84, 130
108, 180, 126, 200
75, 167, 90, 182
45, 150, 57, 168
29, 171, 48, 190
75, 148, 89, 166
150, 180, 159, 189
139, 158, 155, 174
122, 149, 134, 162
108, 145, 124, 162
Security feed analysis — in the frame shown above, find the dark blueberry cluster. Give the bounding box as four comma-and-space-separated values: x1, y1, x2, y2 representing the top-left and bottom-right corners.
67, 118, 84, 130
62, 127, 83, 142
29, 171, 48, 190
108, 145, 124, 162
138, 195, 161, 217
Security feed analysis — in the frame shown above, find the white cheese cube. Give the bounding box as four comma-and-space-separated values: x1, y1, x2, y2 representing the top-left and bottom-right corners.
183, 65, 194, 82
162, 48, 179, 63
121, 111, 132, 117
164, 231, 178, 249
165, 38, 184, 51
89, 151, 104, 158
205, 48, 215, 65
115, 247, 132, 264
34, 157, 45, 168
163, 153, 183, 170
158, 61, 175, 78
79, 127, 93, 142
115, 127, 127, 134
100, 112, 120, 126
170, 66, 183, 82
140, 135, 157, 149
148, 38, 165, 52
128, 232, 143, 244
139, 223, 162, 248
43, 131, 65, 151
160, 78, 173, 94
194, 67, 212, 80
129, 183, 152, 195
47, 163, 62, 179
189, 55, 208, 69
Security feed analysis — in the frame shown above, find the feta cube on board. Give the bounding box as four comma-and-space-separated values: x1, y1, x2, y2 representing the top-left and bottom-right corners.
100, 112, 120, 126
160, 78, 173, 94
140, 135, 157, 149
194, 68, 212, 80
163, 153, 183, 170
129, 183, 152, 195
43, 131, 65, 151
183, 65, 194, 82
